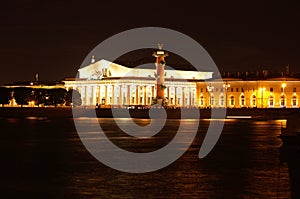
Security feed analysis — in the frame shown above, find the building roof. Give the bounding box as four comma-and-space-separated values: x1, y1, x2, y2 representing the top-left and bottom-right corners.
78, 59, 213, 80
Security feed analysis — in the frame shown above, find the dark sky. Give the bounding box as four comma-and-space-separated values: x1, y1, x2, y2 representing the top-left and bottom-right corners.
1, 0, 299, 84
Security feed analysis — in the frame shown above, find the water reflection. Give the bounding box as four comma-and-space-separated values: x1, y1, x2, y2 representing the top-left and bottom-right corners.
0, 118, 296, 198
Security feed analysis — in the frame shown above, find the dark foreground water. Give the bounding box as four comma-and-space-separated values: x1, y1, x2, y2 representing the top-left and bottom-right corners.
0, 117, 299, 199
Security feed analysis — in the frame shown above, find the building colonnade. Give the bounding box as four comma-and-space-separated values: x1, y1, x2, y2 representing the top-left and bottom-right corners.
64, 78, 300, 108
64, 79, 197, 107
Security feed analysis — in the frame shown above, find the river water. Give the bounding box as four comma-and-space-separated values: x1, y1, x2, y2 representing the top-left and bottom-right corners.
0, 117, 297, 198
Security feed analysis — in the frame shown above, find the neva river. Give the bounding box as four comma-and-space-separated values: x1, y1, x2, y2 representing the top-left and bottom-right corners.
0, 116, 298, 198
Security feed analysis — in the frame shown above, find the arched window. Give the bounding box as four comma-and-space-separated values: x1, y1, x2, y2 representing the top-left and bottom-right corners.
230, 96, 235, 107
219, 94, 225, 107
210, 94, 215, 106
280, 95, 286, 107
240, 95, 245, 107
199, 95, 205, 106
268, 95, 274, 107
251, 95, 257, 107
292, 95, 298, 107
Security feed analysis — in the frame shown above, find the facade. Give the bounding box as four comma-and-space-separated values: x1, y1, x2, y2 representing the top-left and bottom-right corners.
64, 58, 300, 108
63, 59, 213, 107
197, 77, 300, 108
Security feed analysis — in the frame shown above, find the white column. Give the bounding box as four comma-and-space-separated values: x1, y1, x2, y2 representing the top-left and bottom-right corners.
111, 85, 114, 105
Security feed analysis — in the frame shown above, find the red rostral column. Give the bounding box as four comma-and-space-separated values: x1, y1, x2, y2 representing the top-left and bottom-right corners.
153, 44, 168, 101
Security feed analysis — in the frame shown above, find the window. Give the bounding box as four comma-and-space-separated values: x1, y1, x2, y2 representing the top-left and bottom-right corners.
200, 95, 204, 106
140, 97, 143, 104
236, 88, 239, 92
230, 96, 235, 106
147, 97, 151, 104
219, 95, 224, 106
292, 96, 297, 107
241, 88, 244, 92
252, 95, 257, 107
231, 88, 233, 92
132, 97, 135, 104
270, 87, 273, 92
201, 88, 203, 92
210, 95, 215, 106
184, 98, 188, 105
280, 95, 286, 107
293, 87, 297, 92
240, 95, 245, 106
269, 96, 274, 107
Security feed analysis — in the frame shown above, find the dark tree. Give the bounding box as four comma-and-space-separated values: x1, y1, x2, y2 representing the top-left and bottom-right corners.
66, 89, 82, 107
33, 89, 49, 106
47, 88, 67, 107
13, 87, 34, 107
0, 87, 12, 107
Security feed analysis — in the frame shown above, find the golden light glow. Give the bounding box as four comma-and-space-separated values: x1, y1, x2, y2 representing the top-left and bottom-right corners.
259, 87, 266, 91
223, 83, 230, 88
156, 51, 165, 55
281, 83, 286, 88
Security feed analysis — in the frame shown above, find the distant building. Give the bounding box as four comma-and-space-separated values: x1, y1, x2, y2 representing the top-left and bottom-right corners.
2, 81, 65, 107
197, 77, 300, 108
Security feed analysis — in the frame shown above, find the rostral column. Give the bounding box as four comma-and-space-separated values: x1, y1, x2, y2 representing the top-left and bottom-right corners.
152, 44, 168, 103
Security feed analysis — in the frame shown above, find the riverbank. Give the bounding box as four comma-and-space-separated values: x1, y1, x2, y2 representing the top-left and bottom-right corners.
0, 107, 299, 119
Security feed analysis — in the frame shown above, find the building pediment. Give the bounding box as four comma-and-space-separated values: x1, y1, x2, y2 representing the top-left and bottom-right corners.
78, 59, 213, 80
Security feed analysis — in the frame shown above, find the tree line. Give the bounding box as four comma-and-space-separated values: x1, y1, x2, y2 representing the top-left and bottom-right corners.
0, 87, 82, 107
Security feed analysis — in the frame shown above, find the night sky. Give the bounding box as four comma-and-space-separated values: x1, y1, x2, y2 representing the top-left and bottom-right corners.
1, 0, 299, 84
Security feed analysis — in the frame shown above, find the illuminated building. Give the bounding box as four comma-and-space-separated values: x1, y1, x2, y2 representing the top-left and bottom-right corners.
197, 77, 300, 108
63, 58, 213, 107
63, 54, 300, 109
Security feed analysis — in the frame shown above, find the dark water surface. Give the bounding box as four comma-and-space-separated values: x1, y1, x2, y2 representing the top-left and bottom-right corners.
0, 117, 297, 198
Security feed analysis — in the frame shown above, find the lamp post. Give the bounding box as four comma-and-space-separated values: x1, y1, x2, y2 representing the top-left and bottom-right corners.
223, 82, 230, 108
260, 87, 266, 108
207, 84, 214, 107
281, 83, 287, 107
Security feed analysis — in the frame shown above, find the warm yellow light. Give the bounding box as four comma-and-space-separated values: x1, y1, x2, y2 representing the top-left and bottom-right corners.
156, 51, 165, 55
259, 87, 266, 91
281, 83, 286, 88
223, 83, 230, 88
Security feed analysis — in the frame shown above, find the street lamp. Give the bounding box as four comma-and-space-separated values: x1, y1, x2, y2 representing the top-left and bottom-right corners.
281, 83, 287, 107
207, 84, 214, 107
260, 87, 266, 108
223, 82, 230, 108
281, 83, 286, 94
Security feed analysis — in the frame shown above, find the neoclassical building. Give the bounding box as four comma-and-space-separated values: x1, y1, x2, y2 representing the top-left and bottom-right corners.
63, 58, 300, 108
63, 59, 213, 107
197, 77, 300, 108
